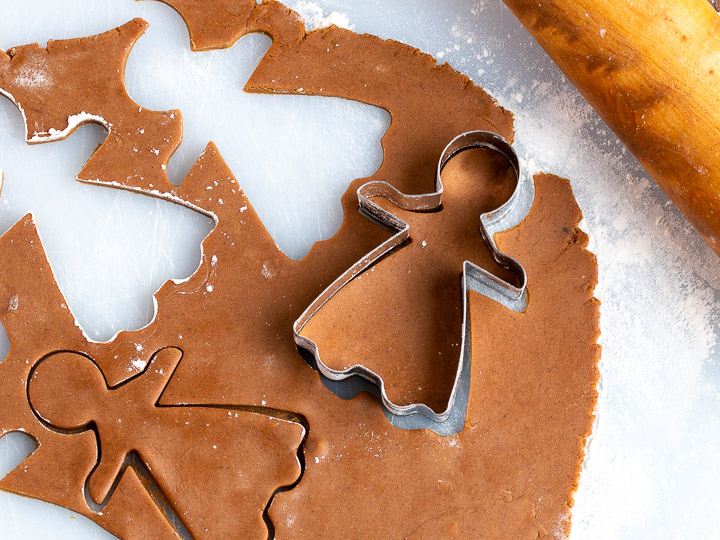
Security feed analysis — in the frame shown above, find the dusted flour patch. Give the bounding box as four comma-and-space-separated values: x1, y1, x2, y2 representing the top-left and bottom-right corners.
261, 262, 276, 279
289, 1, 354, 31
484, 45, 720, 540
13, 60, 53, 92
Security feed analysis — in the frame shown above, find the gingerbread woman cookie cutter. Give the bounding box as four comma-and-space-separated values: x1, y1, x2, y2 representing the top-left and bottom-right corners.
294, 131, 534, 434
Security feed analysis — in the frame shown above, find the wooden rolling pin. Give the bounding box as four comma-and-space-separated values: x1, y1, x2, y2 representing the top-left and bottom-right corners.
500, 0, 720, 256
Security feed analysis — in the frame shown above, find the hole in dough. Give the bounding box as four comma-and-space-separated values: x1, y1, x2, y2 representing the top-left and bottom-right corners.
0, 319, 8, 365
0, 432, 37, 481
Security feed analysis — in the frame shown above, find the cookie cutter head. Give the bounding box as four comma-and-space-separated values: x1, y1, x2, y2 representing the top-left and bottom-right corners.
295, 131, 534, 435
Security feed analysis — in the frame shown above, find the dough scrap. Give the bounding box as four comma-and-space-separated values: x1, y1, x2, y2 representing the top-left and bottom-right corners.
0, 19, 183, 198
146, 0, 258, 51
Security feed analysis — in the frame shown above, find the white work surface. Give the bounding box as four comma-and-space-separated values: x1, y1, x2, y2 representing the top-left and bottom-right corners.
0, 1, 719, 538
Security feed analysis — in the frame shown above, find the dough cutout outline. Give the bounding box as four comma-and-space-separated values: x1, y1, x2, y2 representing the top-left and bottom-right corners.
27, 347, 306, 538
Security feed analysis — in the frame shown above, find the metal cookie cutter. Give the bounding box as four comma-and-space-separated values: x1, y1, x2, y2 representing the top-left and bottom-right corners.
295, 131, 534, 435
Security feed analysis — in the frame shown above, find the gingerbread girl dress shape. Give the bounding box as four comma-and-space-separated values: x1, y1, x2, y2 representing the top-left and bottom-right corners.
27, 347, 305, 539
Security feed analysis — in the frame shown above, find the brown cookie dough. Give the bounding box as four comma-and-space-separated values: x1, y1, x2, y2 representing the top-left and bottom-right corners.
0, 3, 599, 538
147, 0, 258, 51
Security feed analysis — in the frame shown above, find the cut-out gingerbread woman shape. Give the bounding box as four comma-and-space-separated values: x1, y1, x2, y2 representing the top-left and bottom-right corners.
28, 347, 305, 539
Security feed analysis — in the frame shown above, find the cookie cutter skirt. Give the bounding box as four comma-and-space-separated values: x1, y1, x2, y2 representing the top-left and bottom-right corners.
294, 131, 534, 436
